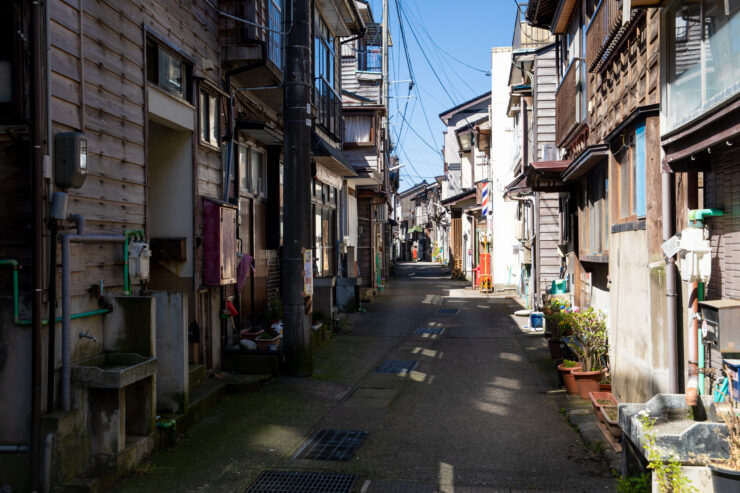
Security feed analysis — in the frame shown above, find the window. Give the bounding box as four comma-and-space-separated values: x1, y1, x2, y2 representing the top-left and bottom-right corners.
237, 144, 267, 197
311, 179, 337, 277
0, 2, 21, 120
199, 91, 219, 146
343, 114, 373, 144
313, 12, 342, 137
578, 166, 608, 258
357, 23, 382, 72
664, 0, 740, 132
616, 122, 646, 220
146, 38, 192, 101
558, 196, 571, 245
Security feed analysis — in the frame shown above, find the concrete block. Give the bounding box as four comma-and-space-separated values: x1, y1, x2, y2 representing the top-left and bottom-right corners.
148, 291, 189, 413
104, 296, 156, 357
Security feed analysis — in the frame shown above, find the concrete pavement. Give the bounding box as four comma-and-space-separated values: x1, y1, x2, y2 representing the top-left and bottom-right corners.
111, 262, 615, 492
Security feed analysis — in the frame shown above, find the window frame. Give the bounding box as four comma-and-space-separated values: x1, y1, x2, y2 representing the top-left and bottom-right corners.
614, 122, 646, 223
0, 2, 23, 122
578, 165, 609, 259
146, 37, 193, 103
199, 90, 220, 148
237, 142, 268, 199
311, 178, 337, 277
343, 113, 375, 146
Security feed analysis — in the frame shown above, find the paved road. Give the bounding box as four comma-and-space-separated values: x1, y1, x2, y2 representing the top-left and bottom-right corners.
113, 262, 615, 492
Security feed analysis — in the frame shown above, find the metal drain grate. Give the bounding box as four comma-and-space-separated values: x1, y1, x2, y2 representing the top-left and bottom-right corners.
293, 430, 368, 461
436, 308, 459, 314
246, 470, 358, 493
375, 360, 419, 375
415, 327, 445, 335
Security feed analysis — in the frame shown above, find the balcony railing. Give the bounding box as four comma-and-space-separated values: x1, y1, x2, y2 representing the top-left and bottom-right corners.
556, 59, 587, 146
514, 4, 554, 50
358, 49, 382, 72
219, 0, 282, 69
314, 78, 342, 140
586, 0, 621, 72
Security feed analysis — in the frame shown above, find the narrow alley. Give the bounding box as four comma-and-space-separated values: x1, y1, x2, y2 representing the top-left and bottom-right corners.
112, 263, 615, 493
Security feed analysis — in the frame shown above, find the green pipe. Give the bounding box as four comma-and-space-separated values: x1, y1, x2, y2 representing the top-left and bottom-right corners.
1, 259, 111, 325
698, 282, 705, 395
123, 230, 145, 296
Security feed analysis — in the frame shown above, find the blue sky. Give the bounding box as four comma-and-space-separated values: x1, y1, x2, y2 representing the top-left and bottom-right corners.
364, 0, 520, 191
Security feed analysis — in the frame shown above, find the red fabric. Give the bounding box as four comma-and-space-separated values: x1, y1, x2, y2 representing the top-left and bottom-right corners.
225, 300, 238, 316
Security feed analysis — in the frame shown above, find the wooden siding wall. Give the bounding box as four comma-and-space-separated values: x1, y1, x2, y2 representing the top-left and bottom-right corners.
50, 0, 222, 300
533, 45, 557, 161
588, 10, 660, 145
341, 44, 381, 103
537, 192, 561, 296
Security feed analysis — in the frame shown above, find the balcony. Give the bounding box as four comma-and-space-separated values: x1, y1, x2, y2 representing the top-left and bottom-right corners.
314, 78, 343, 141
556, 59, 587, 147
513, 4, 554, 51
219, 0, 283, 105
586, 0, 621, 72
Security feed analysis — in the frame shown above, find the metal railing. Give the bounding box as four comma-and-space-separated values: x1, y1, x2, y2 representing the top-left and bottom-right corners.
586, 0, 621, 71
219, 0, 282, 69
514, 3, 554, 50
357, 49, 382, 72
556, 59, 586, 146
314, 77, 342, 140
267, 0, 282, 68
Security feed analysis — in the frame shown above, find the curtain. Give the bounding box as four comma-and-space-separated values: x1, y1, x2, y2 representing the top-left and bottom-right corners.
344, 115, 371, 143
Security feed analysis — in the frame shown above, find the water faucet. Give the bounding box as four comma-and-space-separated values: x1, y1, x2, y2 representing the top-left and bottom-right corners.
79, 330, 97, 343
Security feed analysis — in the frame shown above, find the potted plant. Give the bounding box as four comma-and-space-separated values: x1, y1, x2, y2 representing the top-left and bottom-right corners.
705, 382, 740, 491
255, 327, 281, 351
239, 323, 264, 341
589, 391, 617, 423
267, 298, 283, 324
567, 308, 608, 399
601, 405, 621, 441
557, 359, 582, 395
600, 374, 612, 391
544, 299, 573, 360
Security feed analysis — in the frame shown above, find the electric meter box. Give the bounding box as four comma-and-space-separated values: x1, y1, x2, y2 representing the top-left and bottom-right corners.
54, 132, 88, 189
699, 299, 740, 353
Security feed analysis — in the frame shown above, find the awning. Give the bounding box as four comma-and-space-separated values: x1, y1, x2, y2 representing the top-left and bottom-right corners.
409, 225, 423, 233
235, 119, 283, 145
504, 172, 531, 196
561, 145, 609, 182
311, 133, 357, 178
529, 160, 570, 191
440, 188, 476, 206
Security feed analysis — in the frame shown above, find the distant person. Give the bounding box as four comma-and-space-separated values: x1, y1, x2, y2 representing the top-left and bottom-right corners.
412, 247, 418, 262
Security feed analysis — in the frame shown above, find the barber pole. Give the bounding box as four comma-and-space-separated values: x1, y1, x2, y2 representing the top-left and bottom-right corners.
482, 181, 489, 216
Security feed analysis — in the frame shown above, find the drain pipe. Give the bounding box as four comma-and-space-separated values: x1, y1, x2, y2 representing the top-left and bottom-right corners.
0, 445, 28, 454
42, 433, 53, 493
662, 170, 678, 393
687, 281, 699, 406
61, 217, 124, 411
506, 193, 536, 310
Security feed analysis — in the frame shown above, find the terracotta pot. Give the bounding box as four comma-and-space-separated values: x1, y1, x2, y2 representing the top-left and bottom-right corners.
557, 363, 582, 395
548, 339, 564, 360
599, 383, 611, 391
239, 329, 264, 341
589, 391, 618, 423
572, 369, 603, 399
600, 405, 621, 441
255, 335, 281, 351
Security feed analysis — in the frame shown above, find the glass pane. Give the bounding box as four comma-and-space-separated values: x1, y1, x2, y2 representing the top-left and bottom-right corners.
209, 96, 218, 144
619, 152, 630, 218
668, 2, 702, 128
238, 145, 248, 192
199, 92, 208, 142
704, 0, 740, 107
344, 115, 372, 142
315, 208, 323, 277
159, 48, 183, 96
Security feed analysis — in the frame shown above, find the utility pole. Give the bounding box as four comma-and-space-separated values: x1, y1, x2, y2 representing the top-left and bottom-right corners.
282, 0, 312, 376
382, 0, 389, 116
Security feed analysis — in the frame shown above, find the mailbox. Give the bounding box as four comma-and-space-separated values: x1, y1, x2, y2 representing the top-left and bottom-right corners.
699, 299, 740, 353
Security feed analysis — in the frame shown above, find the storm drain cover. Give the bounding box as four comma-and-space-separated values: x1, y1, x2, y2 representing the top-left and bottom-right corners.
293, 430, 368, 461
246, 470, 357, 493
415, 327, 445, 336
375, 360, 419, 375
436, 308, 459, 314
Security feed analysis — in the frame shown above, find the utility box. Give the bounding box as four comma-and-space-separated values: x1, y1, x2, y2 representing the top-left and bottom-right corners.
203, 199, 237, 286
699, 299, 740, 353
54, 132, 88, 189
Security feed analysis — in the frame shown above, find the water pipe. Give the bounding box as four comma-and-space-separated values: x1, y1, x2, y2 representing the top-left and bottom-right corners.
42, 433, 53, 493
123, 230, 145, 295
698, 282, 705, 395
0, 444, 28, 454
661, 170, 679, 393
61, 228, 125, 411
0, 260, 112, 326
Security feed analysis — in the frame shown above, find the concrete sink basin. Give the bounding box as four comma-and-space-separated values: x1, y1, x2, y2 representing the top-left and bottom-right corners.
72, 353, 157, 389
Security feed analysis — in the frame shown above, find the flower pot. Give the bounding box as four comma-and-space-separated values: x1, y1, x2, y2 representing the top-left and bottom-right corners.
557, 363, 582, 395
589, 391, 617, 423
600, 405, 621, 441
548, 339, 564, 360
571, 369, 603, 399
255, 335, 281, 351
709, 465, 740, 493
599, 383, 611, 391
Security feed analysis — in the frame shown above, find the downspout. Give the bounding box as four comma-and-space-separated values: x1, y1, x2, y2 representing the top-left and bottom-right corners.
31, 0, 45, 487
662, 169, 678, 393
506, 193, 536, 310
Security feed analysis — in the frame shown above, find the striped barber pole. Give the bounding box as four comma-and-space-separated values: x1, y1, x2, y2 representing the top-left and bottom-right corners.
481, 181, 489, 216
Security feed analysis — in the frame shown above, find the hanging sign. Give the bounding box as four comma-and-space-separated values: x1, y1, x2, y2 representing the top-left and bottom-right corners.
303, 249, 313, 296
